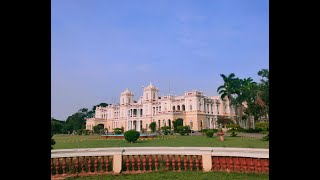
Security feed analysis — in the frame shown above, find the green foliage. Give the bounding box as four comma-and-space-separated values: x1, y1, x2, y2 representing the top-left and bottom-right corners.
177, 126, 191, 135
149, 122, 156, 133
161, 126, 170, 135
262, 133, 269, 141
227, 124, 239, 137
217, 69, 269, 128
93, 124, 105, 134
173, 118, 183, 133
205, 130, 214, 138
124, 130, 140, 143
237, 128, 261, 133
255, 122, 269, 133
76, 129, 83, 135
51, 134, 55, 149
113, 128, 122, 135
217, 116, 234, 126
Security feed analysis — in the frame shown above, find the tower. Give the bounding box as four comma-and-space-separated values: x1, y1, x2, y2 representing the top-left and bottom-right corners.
120, 88, 134, 105
143, 82, 159, 102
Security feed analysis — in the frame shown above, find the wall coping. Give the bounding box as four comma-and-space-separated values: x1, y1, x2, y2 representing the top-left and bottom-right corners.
51, 147, 268, 159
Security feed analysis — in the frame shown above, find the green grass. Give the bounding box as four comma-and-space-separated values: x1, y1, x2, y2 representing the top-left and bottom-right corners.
65, 171, 269, 180
52, 134, 269, 149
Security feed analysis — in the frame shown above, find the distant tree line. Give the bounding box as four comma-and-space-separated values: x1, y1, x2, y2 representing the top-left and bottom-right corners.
51, 103, 108, 135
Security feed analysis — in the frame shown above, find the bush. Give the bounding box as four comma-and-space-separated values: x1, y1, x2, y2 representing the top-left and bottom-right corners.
124, 130, 140, 143
51, 133, 55, 149
161, 126, 170, 135
76, 129, 83, 135
200, 129, 209, 135
256, 122, 269, 133
262, 133, 269, 141
114, 128, 122, 135
82, 129, 90, 135
227, 124, 239, 137
149, 122, 156, 133
177, 126, 191, 136
211, 129, 219, 133
237, 128, 262, 133
205, 130, 214, 138
173, 118, 183, 133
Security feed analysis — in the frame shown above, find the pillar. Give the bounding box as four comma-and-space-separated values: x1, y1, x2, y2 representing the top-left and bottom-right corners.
112, 149, 124, 174
201, 149, 212, 172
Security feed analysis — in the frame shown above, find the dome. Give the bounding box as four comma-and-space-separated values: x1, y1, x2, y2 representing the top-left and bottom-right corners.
144, 82, 158, 91
121, 88, 133, 95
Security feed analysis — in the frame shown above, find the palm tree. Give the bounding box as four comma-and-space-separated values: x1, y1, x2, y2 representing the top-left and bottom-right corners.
217, 73, 239, 121
239, 78, 257, 128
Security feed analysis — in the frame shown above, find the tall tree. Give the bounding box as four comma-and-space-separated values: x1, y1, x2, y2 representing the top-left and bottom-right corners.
217, 73, 239, 120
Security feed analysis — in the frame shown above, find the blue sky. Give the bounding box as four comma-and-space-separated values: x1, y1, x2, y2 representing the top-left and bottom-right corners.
51, 0, 269, 120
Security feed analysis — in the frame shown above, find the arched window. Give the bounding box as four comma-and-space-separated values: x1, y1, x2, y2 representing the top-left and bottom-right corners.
182, 105, 185, 111
146, 93, 148, 99
172, 106, 175, 111
153, 93, 156, 99
190, 105, 192, 111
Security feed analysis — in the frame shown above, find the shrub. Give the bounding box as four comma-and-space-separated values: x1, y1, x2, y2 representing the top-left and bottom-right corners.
227, 124, 239, 137
51, 134, 55, 149
161, 126, 170, 135
200, 129, 209, 135
124, 130, 140, 143
149, 122, 156, 133
255, 122, 269, 133
76, 129, 83, 135
262, 133, 269, 141
211, 129, 219, 133
82, 129, 90, 135
177, 126, 191, 136
114, 128, 122, 135
93, 125, 104, 134
205, 130, 214, 138
173, 118, 183, 133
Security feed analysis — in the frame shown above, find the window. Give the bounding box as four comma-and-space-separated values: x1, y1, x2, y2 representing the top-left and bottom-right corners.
153, 93, 156, 99
128, 98, 131, 103
122, 98, 124, 104
146, 93, 148, 99
190, 105, 192, 111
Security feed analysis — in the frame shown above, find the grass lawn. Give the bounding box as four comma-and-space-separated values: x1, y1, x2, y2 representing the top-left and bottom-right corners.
65, 171, 269, 180
53, 134, 269, 149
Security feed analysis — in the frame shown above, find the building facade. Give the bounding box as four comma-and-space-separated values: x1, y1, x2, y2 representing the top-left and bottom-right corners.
86, 83, 236, 132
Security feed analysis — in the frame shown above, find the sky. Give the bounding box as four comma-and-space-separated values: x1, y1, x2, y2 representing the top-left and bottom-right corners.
51, 0, 269, 121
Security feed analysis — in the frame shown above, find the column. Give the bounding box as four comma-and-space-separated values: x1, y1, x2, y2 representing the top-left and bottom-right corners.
201, 149, 213, 172
112, 149, 124, 174
137, 120, 141, 131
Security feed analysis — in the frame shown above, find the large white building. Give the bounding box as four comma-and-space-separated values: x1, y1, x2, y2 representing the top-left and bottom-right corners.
86, 83, 236, 132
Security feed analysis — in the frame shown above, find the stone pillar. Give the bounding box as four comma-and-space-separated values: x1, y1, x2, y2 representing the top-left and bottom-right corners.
112, 149, 124, 174
137, 120, 141, 131
201, 149, 213, 172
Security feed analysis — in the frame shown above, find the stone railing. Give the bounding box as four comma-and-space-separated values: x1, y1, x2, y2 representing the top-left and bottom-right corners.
51, 147, 269, 179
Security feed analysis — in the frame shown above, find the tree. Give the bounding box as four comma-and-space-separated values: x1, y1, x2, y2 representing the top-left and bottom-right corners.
173, 118, 183, 133
93, 124, 104, 134
217, 73, 239, 120
51, 120, 64, 134
217, 116, 234, 127
149, 122, 156, 133
87, 103, 108, 118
